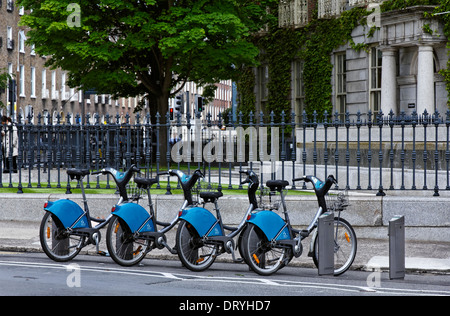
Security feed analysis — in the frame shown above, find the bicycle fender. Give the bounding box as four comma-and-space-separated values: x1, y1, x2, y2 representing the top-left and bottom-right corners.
179, 207, 222, 237
247, 211, 290, 241
112, 203, 154, 234
44, 200, 89, 229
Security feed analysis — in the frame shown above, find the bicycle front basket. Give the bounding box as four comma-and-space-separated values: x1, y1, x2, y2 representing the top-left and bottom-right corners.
326, 190, 349, 212
126, 181, 145, 202
258, 187, 283, 211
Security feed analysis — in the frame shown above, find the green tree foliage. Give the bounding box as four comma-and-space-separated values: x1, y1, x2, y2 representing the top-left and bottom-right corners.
0, 70, 13, 109
18, 0, 277, 116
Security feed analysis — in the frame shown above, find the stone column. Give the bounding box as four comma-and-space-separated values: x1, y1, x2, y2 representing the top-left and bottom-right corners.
381, 48, 397, 115
416, 44, 435, 115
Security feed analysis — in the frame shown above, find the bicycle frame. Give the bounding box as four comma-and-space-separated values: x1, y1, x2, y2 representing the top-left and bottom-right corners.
44, 176, 113, 231
110, 169, 204, 254
179, 170, 259, 262
246, 175, 338, 257
180, 201, 253, 244
246, 189, 291, 242
42, 165, 140, 256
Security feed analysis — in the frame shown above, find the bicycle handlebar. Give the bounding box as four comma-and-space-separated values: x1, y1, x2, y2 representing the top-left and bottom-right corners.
92, 165, 140, 177
92, 164, 141, 201
293, 175, 337, 186
158, 169, 204, 205
293, 175, 338, 211
239, 170, 259, 185
239, 170, 259, 209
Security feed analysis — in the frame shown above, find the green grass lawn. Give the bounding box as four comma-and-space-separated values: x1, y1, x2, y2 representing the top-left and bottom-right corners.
0, 181, 313, 196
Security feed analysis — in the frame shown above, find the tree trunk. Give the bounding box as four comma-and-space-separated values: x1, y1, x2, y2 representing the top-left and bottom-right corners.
156, 94, 170, 166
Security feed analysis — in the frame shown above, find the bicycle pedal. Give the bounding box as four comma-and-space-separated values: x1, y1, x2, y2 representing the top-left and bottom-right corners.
98, 251, 109, 257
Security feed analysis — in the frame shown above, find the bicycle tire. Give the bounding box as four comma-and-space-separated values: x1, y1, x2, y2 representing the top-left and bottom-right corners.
312, 217, 357, 276
237, 228, 249, 265
39, 211, 83, 262
106, 215, 151, 267
176, 220, 218, 272
241, 223, 288, 276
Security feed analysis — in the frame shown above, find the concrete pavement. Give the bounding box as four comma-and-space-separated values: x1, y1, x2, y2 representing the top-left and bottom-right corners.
0, 200, 449, 274
1, 167, 449, 274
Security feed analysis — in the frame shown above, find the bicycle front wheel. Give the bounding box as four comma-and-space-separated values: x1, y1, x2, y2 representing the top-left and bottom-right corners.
312, 217, 357, 276
39, 211, 84, 262
106, 216, 151, 267
242, 224, 288, 276
176, 220, 218, 272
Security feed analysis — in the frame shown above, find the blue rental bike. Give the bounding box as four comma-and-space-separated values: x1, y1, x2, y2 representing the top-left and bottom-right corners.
40, 165, 140, 262
241, 175, 357, 276
105, 169, 204, 266
176, 170, 259, 272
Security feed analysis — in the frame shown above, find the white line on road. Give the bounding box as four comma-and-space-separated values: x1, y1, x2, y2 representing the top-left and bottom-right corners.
0, 260, 449, 296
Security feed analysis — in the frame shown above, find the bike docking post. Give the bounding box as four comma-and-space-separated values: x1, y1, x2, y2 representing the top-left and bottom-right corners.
318, 212, 334, 276
389, 215, 405, 280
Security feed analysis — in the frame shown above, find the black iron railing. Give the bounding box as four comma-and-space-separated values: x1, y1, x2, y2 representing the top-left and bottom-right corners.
1, 109, 449, 196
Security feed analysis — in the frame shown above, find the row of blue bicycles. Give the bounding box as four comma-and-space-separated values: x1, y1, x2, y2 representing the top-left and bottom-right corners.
39, 165, 357, 276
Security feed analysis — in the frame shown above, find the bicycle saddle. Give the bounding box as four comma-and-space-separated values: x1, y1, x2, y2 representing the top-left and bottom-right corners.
67, 168, 90, 180
134, 177, 158, 189
200, 191, 223, 203
266, 180, 289, 192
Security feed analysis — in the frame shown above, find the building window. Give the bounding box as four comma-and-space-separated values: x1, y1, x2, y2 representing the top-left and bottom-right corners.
42, 69, 48, 99
25, 105, 34, 123
369, 47, 382, 116
30, 67, 36, 98
19, 65, 25, 97
7, 0, 14, 12
61, 73, 66, 100
19, 31, 25, 53
51, 71, 58, 100
257, 64, 269, 109
335, 52, 347, 120
7, 26, 14, 50
7, 63, 13, 115
293, 60, 305, 123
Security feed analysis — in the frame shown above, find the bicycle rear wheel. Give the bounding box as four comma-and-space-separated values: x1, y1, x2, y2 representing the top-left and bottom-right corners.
40, 211, 84, 262
106, 215, 151, 267
176, 220, 218, 272
242, 224, 288, 276
312, 217, 357, 276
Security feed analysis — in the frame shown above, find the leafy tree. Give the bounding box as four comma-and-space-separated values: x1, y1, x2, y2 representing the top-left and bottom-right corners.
18, 0, 276, 118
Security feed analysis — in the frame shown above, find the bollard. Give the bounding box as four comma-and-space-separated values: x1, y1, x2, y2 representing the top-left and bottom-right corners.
318, 212, 334, 276
389, 215, 405, 280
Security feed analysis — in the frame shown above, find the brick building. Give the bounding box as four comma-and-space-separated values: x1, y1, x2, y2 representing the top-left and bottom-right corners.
0, 1, 140, 124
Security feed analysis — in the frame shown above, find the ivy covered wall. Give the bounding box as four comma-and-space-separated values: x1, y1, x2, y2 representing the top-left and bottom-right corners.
236, 0, 450, 122
236, 5, 371, 122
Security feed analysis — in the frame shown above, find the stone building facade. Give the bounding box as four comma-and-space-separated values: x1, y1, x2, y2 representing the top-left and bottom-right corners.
257, 1, 449, 120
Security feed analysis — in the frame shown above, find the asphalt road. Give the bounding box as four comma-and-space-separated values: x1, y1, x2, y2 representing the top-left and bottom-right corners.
0, 252, 449, 300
